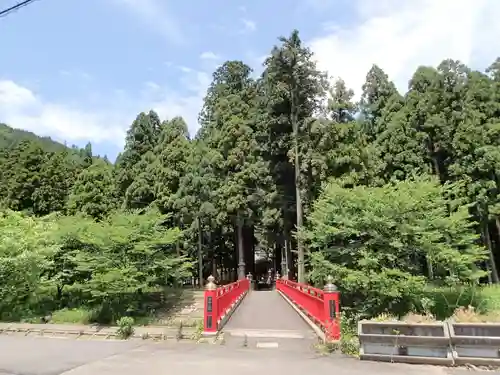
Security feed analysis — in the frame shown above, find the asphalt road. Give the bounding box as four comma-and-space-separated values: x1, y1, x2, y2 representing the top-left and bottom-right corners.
0, 335, 493, 375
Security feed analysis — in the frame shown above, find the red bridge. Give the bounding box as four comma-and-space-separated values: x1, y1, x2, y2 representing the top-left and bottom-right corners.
202, 274, 340, 350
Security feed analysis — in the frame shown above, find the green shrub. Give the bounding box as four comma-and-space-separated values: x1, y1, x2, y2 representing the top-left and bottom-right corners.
190, 319, 204, 341
426, 284, 500, 320
116, 316, 135, 339
475, 285, 500, 313
304, 179, 486, 320
339, 314, 359, 356
51, 308, 94, 324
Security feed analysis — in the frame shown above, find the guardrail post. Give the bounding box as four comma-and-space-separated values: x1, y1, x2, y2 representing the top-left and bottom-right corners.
203, 275, 218, 335
323, 275, 340, 341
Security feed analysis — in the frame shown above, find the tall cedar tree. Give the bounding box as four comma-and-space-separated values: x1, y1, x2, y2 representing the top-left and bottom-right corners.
260, 30, 328, 282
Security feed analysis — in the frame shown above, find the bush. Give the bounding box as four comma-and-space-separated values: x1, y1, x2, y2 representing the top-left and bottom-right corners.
309, 251, 429, 319
51, 308, 94, 324
339, 314, 360, 356
362, 285, 500, 323
0, 211, 57, 321
304, 179, 487, 319
116, 316, 135, 339
0, 209, 193, 325
426, 284, 500, 319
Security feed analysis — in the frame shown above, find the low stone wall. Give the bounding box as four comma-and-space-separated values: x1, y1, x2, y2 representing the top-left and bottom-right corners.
0, 322, 199, 341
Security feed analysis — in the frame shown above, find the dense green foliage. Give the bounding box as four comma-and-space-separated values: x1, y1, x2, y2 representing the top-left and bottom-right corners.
0, 209, 189, 323
1, 30, 500, 321
306, 178, 486, 317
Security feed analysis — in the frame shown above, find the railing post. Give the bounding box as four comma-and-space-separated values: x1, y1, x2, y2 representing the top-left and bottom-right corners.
323, 275, 341, 341
274, 271, 280, 290
246, 272, 253, 292
203, 275, 218, 335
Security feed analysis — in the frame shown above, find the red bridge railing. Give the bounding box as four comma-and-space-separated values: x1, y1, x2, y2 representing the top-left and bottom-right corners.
203, 275, 250, 334
276, 276, 341, 341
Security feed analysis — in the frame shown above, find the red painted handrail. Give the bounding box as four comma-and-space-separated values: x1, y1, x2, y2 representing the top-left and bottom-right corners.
216, 278, 249, 321
276, 278, 340, 341
204, 277, 249, 334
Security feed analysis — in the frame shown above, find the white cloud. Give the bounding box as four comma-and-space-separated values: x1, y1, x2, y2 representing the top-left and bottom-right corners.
200, 51, 220, 61
241, 19, 256, 33
0, 81, 37, 108
147, 71, 211, 137
0, 67, 210, 147
0, 80, 127, 145
113, 0, 184, 44
11, 0, 500, 150
309, 0, 500, 98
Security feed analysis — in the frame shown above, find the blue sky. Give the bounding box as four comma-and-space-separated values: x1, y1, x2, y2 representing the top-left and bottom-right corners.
1, 0, 499, 160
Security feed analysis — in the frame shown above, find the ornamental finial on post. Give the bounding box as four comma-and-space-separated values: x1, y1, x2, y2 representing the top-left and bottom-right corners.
205, 275, 217, 290
324, 275, 337, 292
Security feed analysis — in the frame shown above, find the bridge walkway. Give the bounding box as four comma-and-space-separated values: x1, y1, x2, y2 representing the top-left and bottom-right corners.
222, 290, 317, 350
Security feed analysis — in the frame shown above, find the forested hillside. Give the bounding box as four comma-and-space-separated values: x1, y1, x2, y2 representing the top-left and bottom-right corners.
1, 30, 500, 324
0, 123, 61, 151
0, 124, 106, 216
0, 123, 80, 152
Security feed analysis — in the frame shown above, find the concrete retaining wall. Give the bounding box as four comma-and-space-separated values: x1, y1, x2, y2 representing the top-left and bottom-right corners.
449, 322, 500, 366
359, 321, 500, 367
358, 321, 453, 365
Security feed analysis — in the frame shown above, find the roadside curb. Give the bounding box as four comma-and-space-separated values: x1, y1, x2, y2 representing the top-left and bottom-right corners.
0, 323, 200, 342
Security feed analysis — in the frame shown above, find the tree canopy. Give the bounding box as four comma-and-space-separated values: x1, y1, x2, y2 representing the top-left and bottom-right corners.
1, 29, 500, 320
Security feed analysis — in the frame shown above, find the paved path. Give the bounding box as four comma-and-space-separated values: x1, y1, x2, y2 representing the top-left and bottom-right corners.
0, 335, 476, 375
223, 290, 316, 349
225, 290, 313, 332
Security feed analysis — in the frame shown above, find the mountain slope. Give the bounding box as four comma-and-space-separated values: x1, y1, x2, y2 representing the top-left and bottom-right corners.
0, 123, 69, 152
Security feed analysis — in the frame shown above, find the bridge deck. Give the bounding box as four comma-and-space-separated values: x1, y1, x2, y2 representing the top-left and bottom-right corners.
224, 290, 314, 338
